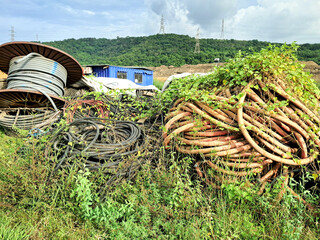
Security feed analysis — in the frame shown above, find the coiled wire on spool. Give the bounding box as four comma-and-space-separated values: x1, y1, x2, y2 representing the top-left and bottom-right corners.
7, 52, 68, 111
0, 108, 61, 132
0, 53, 67, 130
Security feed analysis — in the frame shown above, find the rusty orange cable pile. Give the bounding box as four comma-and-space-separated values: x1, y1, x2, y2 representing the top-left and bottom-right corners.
163, 78, 320, 198
64, 99, 111, 123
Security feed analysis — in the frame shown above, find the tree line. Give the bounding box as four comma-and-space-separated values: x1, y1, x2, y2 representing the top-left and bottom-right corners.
43, 34, 320, 67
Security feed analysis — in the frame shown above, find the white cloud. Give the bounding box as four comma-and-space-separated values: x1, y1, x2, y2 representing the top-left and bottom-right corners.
1, 0, 320, 44
83, 10, 95, 15
227, 0, 320, 43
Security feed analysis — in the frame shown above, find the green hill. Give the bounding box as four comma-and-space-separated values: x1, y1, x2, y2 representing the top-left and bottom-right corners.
43, 34, 320, 66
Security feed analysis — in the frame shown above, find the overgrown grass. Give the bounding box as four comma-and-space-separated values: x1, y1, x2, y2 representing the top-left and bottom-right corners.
315, 80, 320, 90
153, 78, 165, 90
0, 131, 319, 239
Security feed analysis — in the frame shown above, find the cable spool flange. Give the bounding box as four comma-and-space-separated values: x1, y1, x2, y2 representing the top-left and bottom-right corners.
0, 89, 65, 109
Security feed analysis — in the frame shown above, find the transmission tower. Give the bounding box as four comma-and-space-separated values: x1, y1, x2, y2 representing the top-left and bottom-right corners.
159, 15, 165, 34
220, 19, 224, 40
194, 28, 200, 53
10, 26, 15, 41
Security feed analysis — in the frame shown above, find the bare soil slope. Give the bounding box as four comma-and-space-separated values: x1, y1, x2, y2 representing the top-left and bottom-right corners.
149, 61, 320, 82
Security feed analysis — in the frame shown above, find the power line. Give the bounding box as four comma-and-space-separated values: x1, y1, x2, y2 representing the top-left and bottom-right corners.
159, 15, 165, 34
194, 28, 200, 53
10, 26, 15, 41
220, 19, 224, 40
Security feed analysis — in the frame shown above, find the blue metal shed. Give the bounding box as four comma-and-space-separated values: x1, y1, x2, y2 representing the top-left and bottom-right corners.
85, 65, 153, 86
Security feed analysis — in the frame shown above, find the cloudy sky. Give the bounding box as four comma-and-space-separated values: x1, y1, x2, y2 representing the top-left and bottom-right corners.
0, 0, 319, 44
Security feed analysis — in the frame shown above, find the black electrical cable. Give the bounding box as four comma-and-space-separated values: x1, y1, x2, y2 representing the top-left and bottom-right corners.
49, 117, 144, 172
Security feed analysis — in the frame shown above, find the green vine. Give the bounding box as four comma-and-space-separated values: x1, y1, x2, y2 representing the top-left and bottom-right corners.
161, 43, 320, 113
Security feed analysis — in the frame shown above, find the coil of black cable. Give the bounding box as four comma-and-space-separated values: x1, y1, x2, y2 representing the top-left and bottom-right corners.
49, 117, 144, 172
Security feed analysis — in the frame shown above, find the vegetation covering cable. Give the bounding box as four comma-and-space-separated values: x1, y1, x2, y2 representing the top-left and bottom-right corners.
163, 44, 320, 205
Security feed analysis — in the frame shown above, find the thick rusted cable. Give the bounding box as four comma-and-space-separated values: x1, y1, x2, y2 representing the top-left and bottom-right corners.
268, 118, 296, 143
256, 136, 291, 158
244, 104, 310, 140
170, 120, 195, 129
237, 91, 315, 166
273, 82, 320, 125
226, 151, 262, 158
179, 105, 193, 113
283, 106, 310, 133
291, 105, 320, 137
164, 110, 186, 122
294, 132, 308, 159
254, 81, 289, 118
177, 136, 243, 147
185, 129, 230, 137
204, 144, 252, 157
217, 159, 272, 169
244, 119, 294, 154
163, 111, 192, 139
186, 102, 239, 131
260, 162, 282, 183
176, 139, 248, 154
164, 122, 197, 148
183, 134, 242, 141
241, 108, 295, 146
195, 101, 236, 126
226, 157, 266, 163
205, 160, 263, 176
221, 106, 291, 152
173, 98, 185, 107
187, 123, 216, 132
177, 134, 241, 146
242, 109, 289, 143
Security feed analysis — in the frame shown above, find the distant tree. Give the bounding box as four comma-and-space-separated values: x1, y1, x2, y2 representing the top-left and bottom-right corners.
43, 35, 320, 66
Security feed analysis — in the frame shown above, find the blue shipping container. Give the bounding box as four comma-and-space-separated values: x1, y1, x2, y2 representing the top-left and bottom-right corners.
87, 65, 153, 86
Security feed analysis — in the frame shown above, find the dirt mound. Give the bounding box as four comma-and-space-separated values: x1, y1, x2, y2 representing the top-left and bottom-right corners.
302, 61, 320, 81
150, 62, 320, 82
148, 63, 224, 82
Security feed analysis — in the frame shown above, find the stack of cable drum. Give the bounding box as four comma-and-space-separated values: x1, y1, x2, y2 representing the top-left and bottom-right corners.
163, 52, 320, 197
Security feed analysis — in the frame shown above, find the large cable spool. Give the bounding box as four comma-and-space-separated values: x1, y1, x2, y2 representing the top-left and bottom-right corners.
8, 53, 67, 97
0, 53, 68, 129
5, 53, 68, 111
0, 41, 83, 109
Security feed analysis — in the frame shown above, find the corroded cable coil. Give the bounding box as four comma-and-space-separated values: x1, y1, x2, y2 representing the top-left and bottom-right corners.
163, 80, 320, 191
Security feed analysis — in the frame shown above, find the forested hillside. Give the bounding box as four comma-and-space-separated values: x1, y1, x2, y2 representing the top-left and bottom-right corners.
43, 34, 320, 66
